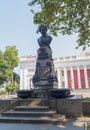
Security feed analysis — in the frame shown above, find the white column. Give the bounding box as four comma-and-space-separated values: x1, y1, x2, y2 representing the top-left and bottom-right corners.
64, 67, 68, 88
20, 68, 24, 90
84, 65, 89, 88
57, 68, 61, 88
23, 68, 28, 89
70, 66, 74, 89
77, 66, 82, 89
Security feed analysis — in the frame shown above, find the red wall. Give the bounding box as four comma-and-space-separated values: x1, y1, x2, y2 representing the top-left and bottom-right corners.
67, 70, 72, 89
80, 70, 85, 89
87, 69, 90, 88
66, 68, 90, 89
73, 70, 78, 89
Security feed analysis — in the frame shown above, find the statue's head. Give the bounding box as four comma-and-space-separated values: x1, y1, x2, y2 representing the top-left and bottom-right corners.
39, 25, 47, 35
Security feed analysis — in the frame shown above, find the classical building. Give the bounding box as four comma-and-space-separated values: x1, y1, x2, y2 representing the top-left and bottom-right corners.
19, 52, 90, 90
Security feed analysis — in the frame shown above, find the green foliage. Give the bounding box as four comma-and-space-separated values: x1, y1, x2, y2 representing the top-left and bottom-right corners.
29, 0, 90, 49
0, 50, 9, 84
6, 85, 15, 93
13, 72, 20, 84
87, 123, 90, 130
83, 97, 90, 101
5, 80, 20, 94
4, 46, 19, 84
4, 46, 18, 69
0, 90, 6, 95
0, 46, 19, 86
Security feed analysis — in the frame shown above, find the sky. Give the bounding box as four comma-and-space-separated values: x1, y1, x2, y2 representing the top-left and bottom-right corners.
0, 0, 85, 60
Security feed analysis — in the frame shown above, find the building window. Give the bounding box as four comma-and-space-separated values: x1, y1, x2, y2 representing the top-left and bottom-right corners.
62, 70, 64, 76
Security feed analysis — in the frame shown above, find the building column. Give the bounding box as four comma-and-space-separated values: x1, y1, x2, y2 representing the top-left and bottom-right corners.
70, 66, 74, 89
84, 65, 89, 88
77, 66, 82, 89
20, 68, 24, 90
64, 67, 68, 88
23, 68, 28, 89
57, 68, 61, 88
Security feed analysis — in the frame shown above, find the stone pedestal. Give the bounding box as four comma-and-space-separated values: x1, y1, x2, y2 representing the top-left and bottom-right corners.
34, 85, 53, 98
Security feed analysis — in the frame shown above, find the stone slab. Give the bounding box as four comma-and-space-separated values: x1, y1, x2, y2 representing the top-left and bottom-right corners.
49, 95, 83, 118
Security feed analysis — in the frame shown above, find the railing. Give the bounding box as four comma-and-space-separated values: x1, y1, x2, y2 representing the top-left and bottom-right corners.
19, 53, 90, 62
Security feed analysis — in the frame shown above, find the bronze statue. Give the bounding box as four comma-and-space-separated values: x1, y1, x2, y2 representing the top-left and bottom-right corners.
37, 26, 52, 60
33, 25, 58, 97
38, 26, 52, 48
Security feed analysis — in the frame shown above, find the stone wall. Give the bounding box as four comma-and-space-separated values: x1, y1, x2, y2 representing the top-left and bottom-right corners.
82, 101, 90, 116
0, 100, 19, 113
49, 95, 83, 118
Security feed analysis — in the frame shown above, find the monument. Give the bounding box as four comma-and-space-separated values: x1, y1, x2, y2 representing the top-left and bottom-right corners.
1, 26, 82, 122
17, 25, 70, 99
32, 25, 58, 97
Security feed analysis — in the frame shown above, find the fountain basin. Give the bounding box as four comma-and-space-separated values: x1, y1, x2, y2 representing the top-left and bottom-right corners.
49, 88, 70, 98
16, 90, 34, 99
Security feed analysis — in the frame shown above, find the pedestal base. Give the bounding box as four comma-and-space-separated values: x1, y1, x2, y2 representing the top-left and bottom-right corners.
34, 86, 53, 98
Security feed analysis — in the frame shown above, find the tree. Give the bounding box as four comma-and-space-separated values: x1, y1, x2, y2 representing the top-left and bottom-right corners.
3, 46, 19, 85
0, 50, 9, 85
29, 0, 90, 50
13, 72, 20, 84
0, 46, 19, 94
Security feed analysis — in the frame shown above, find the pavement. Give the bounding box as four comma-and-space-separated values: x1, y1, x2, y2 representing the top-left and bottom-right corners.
0, 116, 89, 130
0, 123, 85, 130
71, 88, 90, 98
0, 118, 87, 130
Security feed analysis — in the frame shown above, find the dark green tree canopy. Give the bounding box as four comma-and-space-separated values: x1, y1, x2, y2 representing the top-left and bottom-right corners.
29, 0, 90, 50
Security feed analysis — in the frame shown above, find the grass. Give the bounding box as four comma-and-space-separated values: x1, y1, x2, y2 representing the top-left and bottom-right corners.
87, 123, 90, 130
83, 97, 90, 101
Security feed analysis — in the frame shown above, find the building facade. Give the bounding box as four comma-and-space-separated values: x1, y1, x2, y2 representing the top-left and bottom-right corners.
19, 52, 90, 90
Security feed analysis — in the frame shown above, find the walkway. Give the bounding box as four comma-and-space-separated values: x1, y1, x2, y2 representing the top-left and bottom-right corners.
0, 117, 89, 130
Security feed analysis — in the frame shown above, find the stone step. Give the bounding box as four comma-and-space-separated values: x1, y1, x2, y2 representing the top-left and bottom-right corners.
13, 106, 49, 111
0, 104, 65, 124
0, 115, 65, 124
19, 99, 49, 106
2, 110, 56, 117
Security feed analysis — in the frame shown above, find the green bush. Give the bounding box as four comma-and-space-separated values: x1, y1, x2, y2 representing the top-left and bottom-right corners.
5, 84, 20, 94
83, 97, 90, 101
87, 123, 90, 130
0, 90, 6, 95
